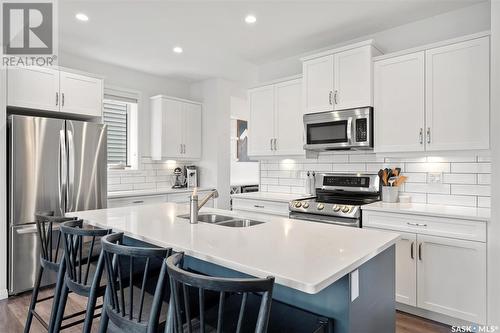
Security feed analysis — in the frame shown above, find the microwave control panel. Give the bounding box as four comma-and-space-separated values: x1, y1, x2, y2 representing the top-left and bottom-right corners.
355, 118, 368, 142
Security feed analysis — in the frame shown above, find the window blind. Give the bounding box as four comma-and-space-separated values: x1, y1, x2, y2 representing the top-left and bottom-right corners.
103, 99, 128, 165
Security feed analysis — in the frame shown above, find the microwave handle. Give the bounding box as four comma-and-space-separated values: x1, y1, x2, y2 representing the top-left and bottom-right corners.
347, 118, 353, 144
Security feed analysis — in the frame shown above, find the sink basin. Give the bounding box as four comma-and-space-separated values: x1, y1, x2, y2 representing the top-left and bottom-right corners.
217, 219, 265, 228
177, 214, 234, 223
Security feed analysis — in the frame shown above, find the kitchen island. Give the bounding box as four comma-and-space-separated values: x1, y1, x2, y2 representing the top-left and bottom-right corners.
69, 202, 400, 333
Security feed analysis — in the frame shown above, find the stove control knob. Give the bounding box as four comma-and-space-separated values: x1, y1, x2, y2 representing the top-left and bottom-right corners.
302, 202, 309, 208
342, 206, 351, 213
333, 205, 341, 212
294, 201, 302, 208
317, 203, 324, 210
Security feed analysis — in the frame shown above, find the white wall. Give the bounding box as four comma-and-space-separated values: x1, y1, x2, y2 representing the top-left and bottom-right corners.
257, 2, 491, 82
488, 0, 499, 326
190, 79, 248, 208
59, 52, 191, 158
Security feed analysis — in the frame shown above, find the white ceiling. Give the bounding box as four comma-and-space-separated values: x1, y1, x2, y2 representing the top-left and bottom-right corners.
59, 0, 485, 82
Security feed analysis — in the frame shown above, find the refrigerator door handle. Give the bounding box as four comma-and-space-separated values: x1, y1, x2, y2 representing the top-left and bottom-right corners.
67, 129, 75, 212
59, 129, 67, 215
15, 226, 39, 234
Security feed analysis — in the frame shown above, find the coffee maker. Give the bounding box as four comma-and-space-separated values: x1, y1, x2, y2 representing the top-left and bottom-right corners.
186, 166, 198, 188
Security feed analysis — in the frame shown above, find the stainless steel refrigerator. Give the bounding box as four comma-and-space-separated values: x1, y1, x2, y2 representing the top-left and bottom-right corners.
8, 115, 107, 294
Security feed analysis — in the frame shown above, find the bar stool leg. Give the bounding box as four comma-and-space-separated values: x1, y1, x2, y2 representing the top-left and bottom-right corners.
51, 284, 69, 333
47, 260, 65, 333
97, 291, 109, 333
24, 266, 44, 333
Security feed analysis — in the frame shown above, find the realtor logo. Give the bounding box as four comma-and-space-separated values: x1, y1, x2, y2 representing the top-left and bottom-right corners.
3, 2, 53, 54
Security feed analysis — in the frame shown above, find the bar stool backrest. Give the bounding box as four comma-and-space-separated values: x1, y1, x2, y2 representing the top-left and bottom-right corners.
35, 211, 78, 265
101, 232, 172, 333
60, 220, 111, 290
166, 252, 275, 333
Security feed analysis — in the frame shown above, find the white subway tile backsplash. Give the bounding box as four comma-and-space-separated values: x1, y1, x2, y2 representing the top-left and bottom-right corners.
108, 184, 134, 191
427, 194, 477, 207
451, 184, 491, 196
258, 152, 490, 209
442, 173, 476, 184
451, 163, 491, 174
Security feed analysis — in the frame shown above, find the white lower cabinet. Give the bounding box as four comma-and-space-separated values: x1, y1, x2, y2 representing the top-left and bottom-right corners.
395, 232, 417, 306
108, 194, 168, 208
363, 210, 487, 324
416, 234, 486, 324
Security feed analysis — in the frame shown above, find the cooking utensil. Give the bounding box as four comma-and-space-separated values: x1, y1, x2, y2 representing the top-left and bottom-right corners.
395, 176, 408, 187
394, 168, 401, 177
388, 177, 398, 187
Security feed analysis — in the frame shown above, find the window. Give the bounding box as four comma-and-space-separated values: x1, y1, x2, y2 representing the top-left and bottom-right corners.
102, 89, 139, 169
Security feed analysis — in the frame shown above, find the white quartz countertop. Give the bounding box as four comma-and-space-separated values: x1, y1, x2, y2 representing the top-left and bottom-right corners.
362, 202, 490, 222
231, 192, 313, 203
69, 203, 399, 294
108, 187, 214, 199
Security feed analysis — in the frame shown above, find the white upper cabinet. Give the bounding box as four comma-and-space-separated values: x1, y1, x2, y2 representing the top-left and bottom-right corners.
425, 37, 490, 151
302, 55, 334, 114
417, 234, 486, 324
248, 85, 276, 156
274, 79, 303, 155
302, 41, 380, 114
374, 52, 425, 153
7, 67, 60, 112
374, 34, 490, 153
333, 45, 373, 110
150, 95, 202, 161
248, 78, 304, 157
59, 71, 103, 117
7, 67, 103, 117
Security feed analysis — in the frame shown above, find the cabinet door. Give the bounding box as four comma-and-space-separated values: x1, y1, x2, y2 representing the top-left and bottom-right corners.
274, 79, 304, 156
395, 232, 417, 306
60, 71, 103, 117
374, 52, 425, 153
7, 66, 59, 112
183, 102, 202, 159
333, 46, 372, 110
248, 85, 275, 156
417, 235, 486, 324
161, 99, 184, 159
303, 55, 334, 114
425, 37, 489, 151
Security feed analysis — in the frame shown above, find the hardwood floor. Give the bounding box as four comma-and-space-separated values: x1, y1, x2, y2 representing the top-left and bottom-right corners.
0, 287, 451, 333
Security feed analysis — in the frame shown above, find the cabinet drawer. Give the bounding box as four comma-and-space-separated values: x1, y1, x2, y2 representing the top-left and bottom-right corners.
232, 198, 289, 217
362, 211, 486, 242
108, 195, 167, 208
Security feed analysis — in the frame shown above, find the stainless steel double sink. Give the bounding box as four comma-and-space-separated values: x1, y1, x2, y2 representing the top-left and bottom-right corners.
177, 213, 264, 228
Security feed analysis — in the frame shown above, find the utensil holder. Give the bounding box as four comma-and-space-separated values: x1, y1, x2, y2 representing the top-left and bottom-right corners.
382, 186, 399, 203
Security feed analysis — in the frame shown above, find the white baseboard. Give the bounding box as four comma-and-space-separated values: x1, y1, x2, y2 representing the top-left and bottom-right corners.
397, 303, 476, 327
0, 289, 8, 300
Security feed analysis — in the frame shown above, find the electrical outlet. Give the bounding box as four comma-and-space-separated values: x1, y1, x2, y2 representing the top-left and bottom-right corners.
428, 172, 443, 184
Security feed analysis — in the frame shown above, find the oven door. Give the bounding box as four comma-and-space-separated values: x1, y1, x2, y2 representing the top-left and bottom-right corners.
289, 211, 360, 227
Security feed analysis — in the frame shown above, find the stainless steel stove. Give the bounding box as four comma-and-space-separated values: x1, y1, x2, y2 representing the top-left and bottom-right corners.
289, 173, 380, 227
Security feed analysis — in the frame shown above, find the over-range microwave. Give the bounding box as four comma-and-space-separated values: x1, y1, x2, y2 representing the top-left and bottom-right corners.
303, 107, 373, 151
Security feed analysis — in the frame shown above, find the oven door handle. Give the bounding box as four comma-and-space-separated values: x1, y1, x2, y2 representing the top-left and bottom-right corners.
289, 212, 360, 227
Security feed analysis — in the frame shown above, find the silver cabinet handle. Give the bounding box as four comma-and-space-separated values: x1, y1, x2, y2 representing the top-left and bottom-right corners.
427, 127, 431, 144
56, 92, 59, 106
418, 243, 423, 261
254, 205, 265, 208
273, 138, 277, 151
334, 90, 338, 104
132, 200, 144, 204
407, 222, 427, 227
329, 91, 333, 105
410, 241, 415, 259
270, 138, 273, 151
180, 144, 182, 154
419, 128, 423, 144
62, 93, 65, 107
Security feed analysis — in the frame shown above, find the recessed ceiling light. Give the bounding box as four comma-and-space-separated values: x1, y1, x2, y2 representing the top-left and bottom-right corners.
245, 14, 257, 24
75, 13, 89, 22
173, 46, 183, 54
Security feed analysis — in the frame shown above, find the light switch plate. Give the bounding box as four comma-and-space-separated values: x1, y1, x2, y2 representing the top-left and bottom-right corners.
428, 172, 443, 184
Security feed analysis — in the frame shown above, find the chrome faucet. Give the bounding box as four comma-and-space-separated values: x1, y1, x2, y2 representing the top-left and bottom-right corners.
190, 188, 219, 224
